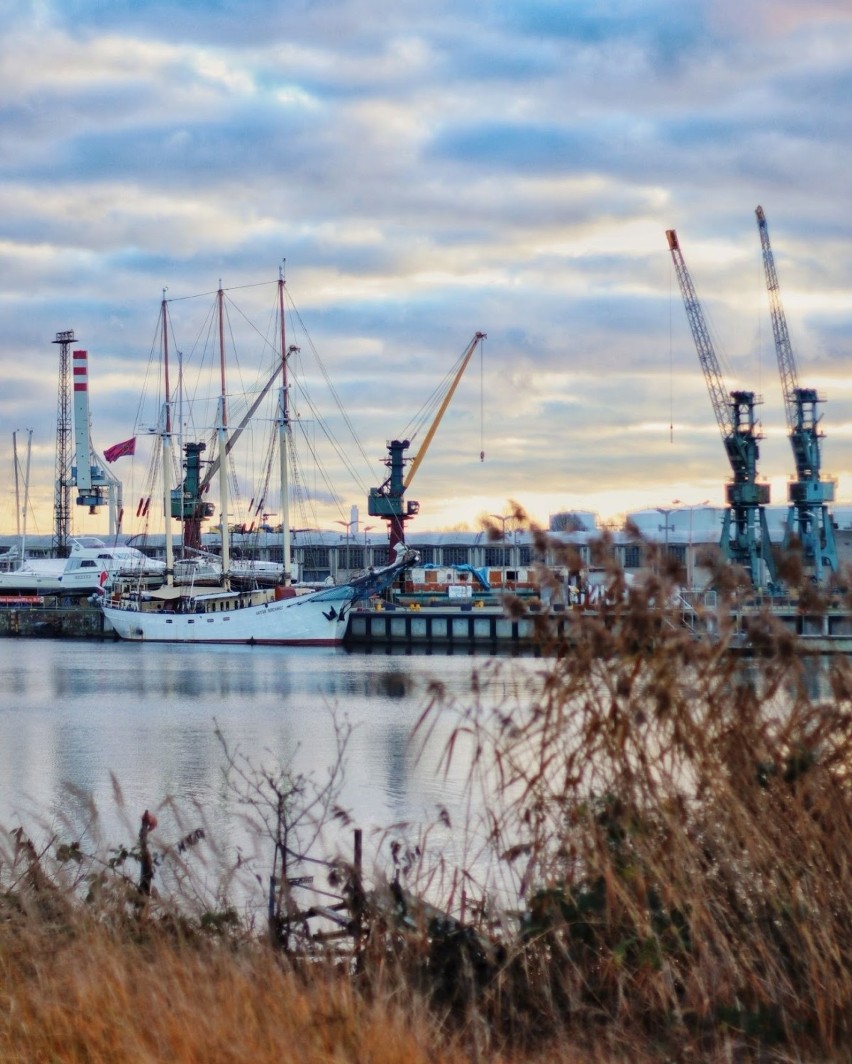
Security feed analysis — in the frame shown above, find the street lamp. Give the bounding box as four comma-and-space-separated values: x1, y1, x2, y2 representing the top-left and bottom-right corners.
362, 525, 375, 567
655, 507, 674, 559
489, 513, 513, 568
672, 499, 709, 591
489, 513, 511, 538
335, 518, 356, 574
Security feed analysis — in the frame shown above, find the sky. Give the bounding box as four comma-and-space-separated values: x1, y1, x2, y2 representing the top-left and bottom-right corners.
3, 0, 852, 541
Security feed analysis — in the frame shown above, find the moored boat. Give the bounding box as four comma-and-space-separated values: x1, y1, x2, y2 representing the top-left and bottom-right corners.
0, 537, 164, 597
99, 275, 417, 645
101, 548, 417, 644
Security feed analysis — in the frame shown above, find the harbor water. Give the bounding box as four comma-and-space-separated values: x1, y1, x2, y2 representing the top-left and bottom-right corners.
0, 639, 544, 903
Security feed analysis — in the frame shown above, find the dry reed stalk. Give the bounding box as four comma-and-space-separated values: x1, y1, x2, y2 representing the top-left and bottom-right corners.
401, 522, 852, 1059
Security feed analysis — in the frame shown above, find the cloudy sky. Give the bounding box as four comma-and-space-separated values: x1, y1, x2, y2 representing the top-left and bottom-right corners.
3, 0, 852, 540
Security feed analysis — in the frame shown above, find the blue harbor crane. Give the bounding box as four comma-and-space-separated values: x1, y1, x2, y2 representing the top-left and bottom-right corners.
755, 206, 838, 582
666, 229, 777, 590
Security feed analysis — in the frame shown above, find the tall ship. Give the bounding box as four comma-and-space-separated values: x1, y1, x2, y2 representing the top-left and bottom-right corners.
100, 275, 416, 645
100, 551, 414, 645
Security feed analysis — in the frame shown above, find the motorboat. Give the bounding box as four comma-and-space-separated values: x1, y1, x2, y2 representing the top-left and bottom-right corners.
0, 537, 164, 597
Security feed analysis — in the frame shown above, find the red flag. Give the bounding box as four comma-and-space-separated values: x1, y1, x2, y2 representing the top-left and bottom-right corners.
104, 437, 136, 462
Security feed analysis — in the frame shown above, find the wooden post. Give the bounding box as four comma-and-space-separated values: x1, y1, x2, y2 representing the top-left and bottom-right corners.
268, 873, 277, 943
138, 809, 157, 896
352, 828, 364, 963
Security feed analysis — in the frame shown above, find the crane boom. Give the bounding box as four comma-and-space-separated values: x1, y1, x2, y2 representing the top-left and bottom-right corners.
754, 205, 837, 580
172, 349, 283, 551
665, 230, 734, 438
368, 331, 486, 551
403, 331, 486, 490
755, 206, 798, 434
666, 228, 775, 589
199, 360, 283, 494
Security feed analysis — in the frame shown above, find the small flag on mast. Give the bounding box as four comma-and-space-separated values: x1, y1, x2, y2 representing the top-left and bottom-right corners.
104, 437, 136, 462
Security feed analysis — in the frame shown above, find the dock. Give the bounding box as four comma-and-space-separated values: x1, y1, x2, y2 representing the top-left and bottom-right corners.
345, 602, 563, 649
0, 595, 561, 648
2, 595, 852, 654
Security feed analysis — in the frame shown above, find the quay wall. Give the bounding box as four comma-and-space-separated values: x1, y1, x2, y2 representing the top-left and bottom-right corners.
0, 600, 107, 639
346, 603, 562, 648
2, 598, 852, 653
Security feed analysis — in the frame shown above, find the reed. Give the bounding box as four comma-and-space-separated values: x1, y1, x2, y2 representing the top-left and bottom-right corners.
0, 526, 850, 1062
386, 526, 852, 1060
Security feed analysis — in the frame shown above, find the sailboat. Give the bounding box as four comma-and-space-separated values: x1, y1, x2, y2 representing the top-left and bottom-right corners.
100, 276, 416, 645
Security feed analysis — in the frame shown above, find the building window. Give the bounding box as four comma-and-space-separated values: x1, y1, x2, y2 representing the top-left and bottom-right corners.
338, 546, 364, 569
518, 545, 531, 566
415, 546, 434, 564
667, 545, 687, 566
372, 547, 390, 566
302, 548, 329, 570
484, 546, 510, 567
442, 546, 470, 566
624, 545, 642, 569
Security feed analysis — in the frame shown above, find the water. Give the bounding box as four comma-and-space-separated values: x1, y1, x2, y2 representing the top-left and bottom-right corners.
0, 639, 544, 904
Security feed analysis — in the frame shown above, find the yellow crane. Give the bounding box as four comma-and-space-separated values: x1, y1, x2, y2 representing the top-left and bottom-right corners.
368, 331, 486, 551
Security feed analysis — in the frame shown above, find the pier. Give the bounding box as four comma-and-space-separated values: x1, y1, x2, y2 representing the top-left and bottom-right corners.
0, 596, 563, 648
345, 602, 564, 649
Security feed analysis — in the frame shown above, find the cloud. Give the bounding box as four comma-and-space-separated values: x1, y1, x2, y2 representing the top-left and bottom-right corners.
2, 1, 852, 538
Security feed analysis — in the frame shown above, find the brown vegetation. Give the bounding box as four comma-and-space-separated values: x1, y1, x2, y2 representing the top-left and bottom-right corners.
1, 530, 851, 1062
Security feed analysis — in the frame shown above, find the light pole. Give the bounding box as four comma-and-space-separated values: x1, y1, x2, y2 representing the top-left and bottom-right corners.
490, 513, 512, 568
362, 525, 375, 568
335, 519, 356, 576
672, 499, 709, 591
655, 507, 674, 572
489, 513, 510, 538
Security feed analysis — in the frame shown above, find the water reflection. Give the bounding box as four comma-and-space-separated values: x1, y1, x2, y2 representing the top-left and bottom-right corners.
2, 640, 836, 903
0, 641, 525, 868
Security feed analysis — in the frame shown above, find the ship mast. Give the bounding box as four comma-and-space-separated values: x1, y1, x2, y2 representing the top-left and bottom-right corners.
13, 428, 33, 562
217, 284, 231, 584
278, 266, 294, 586
160, 294, 175, 585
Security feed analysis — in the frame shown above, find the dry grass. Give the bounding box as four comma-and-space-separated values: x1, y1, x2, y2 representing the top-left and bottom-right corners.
0, 912, 665, 1063
1, 528, 851, 1062
0, 918, 430, 1063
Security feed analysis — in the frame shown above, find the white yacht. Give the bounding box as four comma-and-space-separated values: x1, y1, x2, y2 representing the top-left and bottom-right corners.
0, 538, 165, 597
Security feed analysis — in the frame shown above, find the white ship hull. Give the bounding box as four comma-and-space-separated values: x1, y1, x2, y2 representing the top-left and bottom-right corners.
102, 585, 353, 645
100, 551, 419, 646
